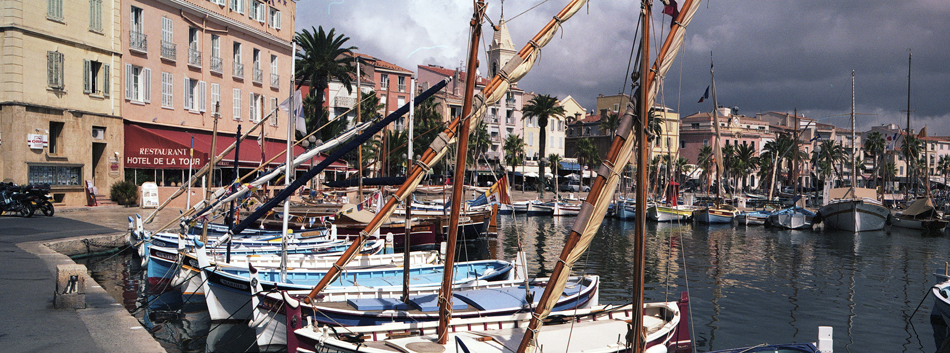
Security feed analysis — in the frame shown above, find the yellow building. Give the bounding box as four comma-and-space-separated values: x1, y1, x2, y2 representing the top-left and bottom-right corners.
0, 0, 124, 206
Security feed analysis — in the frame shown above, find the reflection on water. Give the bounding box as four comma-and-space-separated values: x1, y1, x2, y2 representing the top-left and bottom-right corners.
84, 215, 950, 352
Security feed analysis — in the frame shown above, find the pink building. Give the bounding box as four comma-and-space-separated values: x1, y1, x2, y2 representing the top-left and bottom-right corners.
121, 0, 298, 187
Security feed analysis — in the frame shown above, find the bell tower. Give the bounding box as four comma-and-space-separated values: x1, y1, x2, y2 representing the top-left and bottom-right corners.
488, 4, 515, 79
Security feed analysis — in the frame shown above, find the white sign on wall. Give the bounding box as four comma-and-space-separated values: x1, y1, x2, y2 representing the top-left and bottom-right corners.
27, 134, 48, 149
141, 182, 159, 208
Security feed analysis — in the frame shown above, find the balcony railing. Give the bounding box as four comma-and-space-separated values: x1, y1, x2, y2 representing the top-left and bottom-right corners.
270, 73, 280, 88
129, 30, 147, 52
232, 63, 244, 79
160, 40, 176, 61
252, 68, 263, 84
398, 84, 406, 92
210, 56, 223, 73
188, 48, 202, 68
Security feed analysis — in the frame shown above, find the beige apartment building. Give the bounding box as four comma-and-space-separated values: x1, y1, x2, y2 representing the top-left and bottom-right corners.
121, 0, 296, 189
0, 0, 124, 206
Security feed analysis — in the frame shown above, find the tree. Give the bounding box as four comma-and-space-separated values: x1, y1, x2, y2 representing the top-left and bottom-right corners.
675, 157, 691, 186
900, 134, 924, 193
548, 153, 562, 196
814, 140, 847, 186
380, 129, 408, 177
863, 131, 885, 187
522, 95, 566, 198
938, 155, 950, 180
467, 119, 492, 184
733, 143, 758, 192
720, 144, 736, 192
503, 134, 525, 188
577, 138, 601, 189
598, 112, 619, 137
697, 145, 714, 185
294, 26, 357, 139
763, 135, 796, 188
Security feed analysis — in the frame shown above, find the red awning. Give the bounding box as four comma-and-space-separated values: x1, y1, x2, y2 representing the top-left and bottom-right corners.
124, 122, 348, 171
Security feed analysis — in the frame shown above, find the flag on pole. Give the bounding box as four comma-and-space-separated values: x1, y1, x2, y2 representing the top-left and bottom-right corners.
280, 90, 306, 137
810, 131, 822, 142
698, 86, 709, 103
662, 0, 679, 20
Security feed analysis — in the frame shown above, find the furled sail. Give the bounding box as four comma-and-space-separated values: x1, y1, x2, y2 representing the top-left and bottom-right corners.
304, 0, 592, 302
516, 1, 702, 352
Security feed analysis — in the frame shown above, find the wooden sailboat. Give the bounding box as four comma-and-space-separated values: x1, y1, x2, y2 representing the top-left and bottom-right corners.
288, 1, 700, 353
693, 55, 738, 224
766, 110, 814, 229
888, 52, 947, 232
816, 71, 889, 232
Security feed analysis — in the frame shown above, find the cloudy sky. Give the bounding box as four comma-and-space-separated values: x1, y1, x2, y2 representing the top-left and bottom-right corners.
297, 0, 950, 135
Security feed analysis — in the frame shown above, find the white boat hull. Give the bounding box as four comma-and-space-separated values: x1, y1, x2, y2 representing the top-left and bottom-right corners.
766, 213, 810, 229
818, 199, 889, 232
890, 215, 949, 231
647, 205, 691, 222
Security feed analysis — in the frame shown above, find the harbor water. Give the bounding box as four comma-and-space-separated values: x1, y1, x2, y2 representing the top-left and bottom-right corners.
82, 214, 950, 352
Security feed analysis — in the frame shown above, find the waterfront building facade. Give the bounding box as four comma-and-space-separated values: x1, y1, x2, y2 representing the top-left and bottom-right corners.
0, 0, 124, 205
121, 0, 296, 190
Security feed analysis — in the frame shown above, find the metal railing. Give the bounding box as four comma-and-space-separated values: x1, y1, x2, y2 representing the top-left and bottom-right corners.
252, 68, 263, 84
188, 48, 202, 67
334, 96, 356, 108
270, 73, 279, 88
398, 84, 406, 92
129, 30, 147, 52
210, 56, 223, 73
160, 40, 176, 60
233, 63, 244, 79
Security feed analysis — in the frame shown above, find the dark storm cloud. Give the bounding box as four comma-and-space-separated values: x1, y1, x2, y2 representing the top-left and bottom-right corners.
297, 0, 950, 134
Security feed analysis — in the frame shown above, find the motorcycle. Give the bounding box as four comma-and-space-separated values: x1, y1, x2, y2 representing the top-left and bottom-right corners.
0, 183, 35, 217
24, 184, 54, 217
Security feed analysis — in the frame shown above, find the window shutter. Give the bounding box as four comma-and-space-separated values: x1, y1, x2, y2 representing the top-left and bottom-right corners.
199, 81, 207, 112
103, 64, 110, 97
233, 88, 241, 120
249, 92, 254, 121
211, 83, 220, 111
143, 68, 151, 103
184, 76, 190, 109
125, 64, 133, 99
83, 60, 91, 94
48, 52, 55, 88
275, 10, 280, 29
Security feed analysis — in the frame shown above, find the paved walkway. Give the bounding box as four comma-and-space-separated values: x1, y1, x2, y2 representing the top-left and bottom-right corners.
0, 205, 180, 353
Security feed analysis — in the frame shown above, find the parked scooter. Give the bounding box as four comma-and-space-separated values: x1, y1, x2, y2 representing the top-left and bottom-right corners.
0, 183, 34, 217
23, 184, 54, 217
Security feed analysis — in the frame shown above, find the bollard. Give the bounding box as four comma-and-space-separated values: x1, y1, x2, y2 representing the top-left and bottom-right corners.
54, 264, 86, 309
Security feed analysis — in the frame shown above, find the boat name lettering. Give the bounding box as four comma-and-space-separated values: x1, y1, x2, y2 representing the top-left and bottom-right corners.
220, 279, 248, 290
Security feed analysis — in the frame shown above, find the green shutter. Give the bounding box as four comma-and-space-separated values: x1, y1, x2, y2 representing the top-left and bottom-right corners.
103, 64, 110, 97
83, 60, 91, 94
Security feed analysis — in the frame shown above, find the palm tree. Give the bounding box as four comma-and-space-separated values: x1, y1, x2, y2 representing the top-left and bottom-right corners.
900, 134, 924, 193
577, 138, 600, 190
467, 119, 492, 184
763, 135, 795, 189
733, 143, 758, 192
598, 112, 619, 137
522, 95, 566, 198
294, 26, 357, 139
938, 155, 950, 180
380, 129, 408, 177
503, 134, 526, 188
674, 157, 691, 186
548, 153, 562, 196
697, 145, 714, 192
720, 144, 736, 193
863, 131, 885, 187
815, 140, 846, 182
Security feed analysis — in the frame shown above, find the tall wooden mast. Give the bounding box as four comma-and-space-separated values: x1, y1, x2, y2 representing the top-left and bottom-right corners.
436, 0, 484, 344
